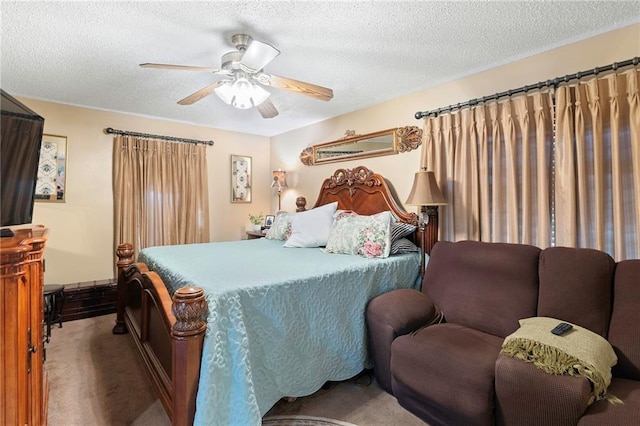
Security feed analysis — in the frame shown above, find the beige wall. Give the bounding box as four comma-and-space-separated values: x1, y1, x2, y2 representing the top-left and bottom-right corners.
17, 99, 270, 285
271, 23, 640, 215
14, 23, 639, 285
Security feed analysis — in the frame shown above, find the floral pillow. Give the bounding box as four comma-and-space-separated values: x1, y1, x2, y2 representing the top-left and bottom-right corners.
325, 211, 392, 258
265, 211, 293, 240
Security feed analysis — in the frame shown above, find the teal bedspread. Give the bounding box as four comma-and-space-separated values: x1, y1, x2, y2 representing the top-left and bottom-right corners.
138, 238, 421, 426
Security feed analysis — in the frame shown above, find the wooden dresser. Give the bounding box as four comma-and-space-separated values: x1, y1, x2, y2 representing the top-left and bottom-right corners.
1, 225, 48, 425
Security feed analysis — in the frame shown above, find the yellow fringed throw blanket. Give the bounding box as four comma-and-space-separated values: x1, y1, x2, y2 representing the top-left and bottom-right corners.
500, 317, 621, 405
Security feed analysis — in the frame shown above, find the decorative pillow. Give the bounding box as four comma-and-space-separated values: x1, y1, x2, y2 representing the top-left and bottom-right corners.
283, 202, 338, 248
335, 210, 357, 219
265, 211, 293, 240
391, 238, 420, 255
325, 211, 392, 258
391, 221, 417, 243
389, 221, 418, 255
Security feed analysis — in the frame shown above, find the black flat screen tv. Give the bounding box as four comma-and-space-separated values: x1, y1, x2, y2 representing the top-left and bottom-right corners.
1, 89, 45, 234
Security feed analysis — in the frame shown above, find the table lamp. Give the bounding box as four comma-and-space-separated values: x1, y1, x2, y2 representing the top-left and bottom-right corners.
271, 169, 288, 210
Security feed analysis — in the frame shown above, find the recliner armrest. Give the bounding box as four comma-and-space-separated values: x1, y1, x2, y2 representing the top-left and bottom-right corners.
367, 288, 441, 334
366, 288, 441, 393
495, 355, 591, 426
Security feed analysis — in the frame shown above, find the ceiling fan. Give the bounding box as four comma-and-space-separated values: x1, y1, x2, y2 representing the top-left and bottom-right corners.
140, 34, 334, 119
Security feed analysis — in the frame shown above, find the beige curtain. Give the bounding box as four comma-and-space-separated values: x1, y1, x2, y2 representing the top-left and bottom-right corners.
113, 135, 210, 256
422, 91, 554, 247
556, 69, 640, 260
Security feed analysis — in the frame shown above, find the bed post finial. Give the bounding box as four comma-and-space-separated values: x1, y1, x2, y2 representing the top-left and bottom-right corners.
171, 286, 207, 426
113, 243, 134, 334
116, 243, 134, 269
171, 286, 207, 334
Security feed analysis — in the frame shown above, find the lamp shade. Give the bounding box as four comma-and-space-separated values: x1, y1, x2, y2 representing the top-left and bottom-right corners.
271, 170, 288, 189
215, 78, 270, 109
405, 170, 447, 206
215, 81, 235, 105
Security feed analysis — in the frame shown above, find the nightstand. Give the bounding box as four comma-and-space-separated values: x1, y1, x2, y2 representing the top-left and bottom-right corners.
246, 230, 266, 239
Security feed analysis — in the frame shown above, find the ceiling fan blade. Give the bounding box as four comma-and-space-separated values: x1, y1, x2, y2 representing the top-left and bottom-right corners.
240, 40, 280, 71
264, 74, 334, 101
257, 99, 279, 119
140, 63, 222, 73
177, 80, 227, 105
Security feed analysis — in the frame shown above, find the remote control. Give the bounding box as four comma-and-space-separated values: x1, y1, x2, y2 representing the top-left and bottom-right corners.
551, 322, 573, 336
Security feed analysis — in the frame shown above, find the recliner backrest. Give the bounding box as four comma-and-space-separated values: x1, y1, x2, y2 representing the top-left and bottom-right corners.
608, 259, 640, 380
537, 246, 615, 337
423, 240, 541, 338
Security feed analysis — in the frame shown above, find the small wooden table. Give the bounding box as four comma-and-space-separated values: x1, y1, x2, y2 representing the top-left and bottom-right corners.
246, 230, 266, 239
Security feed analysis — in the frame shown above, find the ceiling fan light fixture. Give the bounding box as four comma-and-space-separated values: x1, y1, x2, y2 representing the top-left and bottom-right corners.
216, 77, 270, 109
215, 81, 235, 105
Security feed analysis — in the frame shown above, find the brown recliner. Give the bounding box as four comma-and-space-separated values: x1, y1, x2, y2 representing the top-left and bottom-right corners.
495, 255, 640, 426
367, 240, 541, 426
367, 241, 640, 425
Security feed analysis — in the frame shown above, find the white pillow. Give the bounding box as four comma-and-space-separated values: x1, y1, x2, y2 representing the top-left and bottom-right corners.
283, 202, 338, 248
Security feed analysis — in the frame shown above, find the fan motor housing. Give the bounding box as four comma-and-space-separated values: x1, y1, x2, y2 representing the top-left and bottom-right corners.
231, 34, 252, 51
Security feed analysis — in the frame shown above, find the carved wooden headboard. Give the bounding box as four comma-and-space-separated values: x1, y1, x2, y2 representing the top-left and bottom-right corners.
292, 165, 431, 272
308, 166, 418, 225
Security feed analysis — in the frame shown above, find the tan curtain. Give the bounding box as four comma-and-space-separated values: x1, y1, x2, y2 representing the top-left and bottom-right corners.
555, 69, 640, 260
113, 135, 210, 256
422, 91, 554, 247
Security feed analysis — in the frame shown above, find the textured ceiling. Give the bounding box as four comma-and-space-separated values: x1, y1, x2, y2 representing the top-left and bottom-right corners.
1, 1, 639, 137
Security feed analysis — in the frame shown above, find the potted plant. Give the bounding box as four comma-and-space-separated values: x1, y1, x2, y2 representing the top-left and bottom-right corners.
248, 213, 264, 231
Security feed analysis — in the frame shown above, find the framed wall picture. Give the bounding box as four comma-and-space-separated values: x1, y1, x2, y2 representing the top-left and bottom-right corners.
264, 214, 275, 228
231, 154, 252, 203
35, 134, 67, 202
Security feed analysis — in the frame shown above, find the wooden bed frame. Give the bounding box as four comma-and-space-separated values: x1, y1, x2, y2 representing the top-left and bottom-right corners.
112, 166, 435, 426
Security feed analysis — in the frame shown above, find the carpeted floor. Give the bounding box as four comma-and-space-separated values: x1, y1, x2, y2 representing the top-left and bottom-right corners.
262, 415, 357, 426
46, 314, 425, 425
46, 314, 170, 426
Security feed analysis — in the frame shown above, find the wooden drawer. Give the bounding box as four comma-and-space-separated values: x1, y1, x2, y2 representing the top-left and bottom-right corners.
61, 281, 117, 322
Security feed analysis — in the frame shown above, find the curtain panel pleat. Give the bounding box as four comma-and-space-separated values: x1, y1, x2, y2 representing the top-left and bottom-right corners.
113, 136, 210, 257
422, 91, 554, 248
423, 67, 639, 261
555, 69, 640, 260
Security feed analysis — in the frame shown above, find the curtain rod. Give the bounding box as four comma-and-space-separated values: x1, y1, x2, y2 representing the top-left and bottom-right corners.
414, 56, 640, 120
104, 127, 214, 146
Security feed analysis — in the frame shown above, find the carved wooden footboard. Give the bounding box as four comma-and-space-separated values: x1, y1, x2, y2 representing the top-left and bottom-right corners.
112, 243, 206, 426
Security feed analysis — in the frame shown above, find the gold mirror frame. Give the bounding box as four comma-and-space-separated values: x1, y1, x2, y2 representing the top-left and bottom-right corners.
299, 126, 422, 166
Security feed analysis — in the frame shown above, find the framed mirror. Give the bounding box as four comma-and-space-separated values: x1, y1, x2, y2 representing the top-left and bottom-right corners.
35, 134, 67, 202
299, 126, 422, 166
